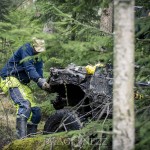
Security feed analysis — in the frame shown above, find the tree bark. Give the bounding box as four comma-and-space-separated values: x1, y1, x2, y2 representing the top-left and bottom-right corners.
113, 0, 135, 150
100, 3, 113, 33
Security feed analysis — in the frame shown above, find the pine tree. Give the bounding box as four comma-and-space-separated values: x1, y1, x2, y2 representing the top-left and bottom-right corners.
35, 0, 113, 68
0, 0, 11, 21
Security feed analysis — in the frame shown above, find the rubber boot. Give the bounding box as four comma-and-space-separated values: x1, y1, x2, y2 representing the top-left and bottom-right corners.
27, 124, 37, 135
16, 115, 27, 139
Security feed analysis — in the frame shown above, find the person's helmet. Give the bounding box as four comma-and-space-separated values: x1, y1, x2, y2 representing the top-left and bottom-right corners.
32, 37, 45, 52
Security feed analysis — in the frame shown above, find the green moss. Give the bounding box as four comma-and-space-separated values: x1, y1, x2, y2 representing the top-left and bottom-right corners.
4, 137, 44, 150
3, 135, 68, 150
3, 132, 91, 150
4, 121, 112, 150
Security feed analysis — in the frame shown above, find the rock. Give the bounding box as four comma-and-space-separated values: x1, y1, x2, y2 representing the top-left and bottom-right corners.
3, 130, 92, 150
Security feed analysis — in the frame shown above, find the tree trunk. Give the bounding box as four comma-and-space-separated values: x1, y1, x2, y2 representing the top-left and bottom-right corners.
113, 0, 135, 150
100, 3, 113, 33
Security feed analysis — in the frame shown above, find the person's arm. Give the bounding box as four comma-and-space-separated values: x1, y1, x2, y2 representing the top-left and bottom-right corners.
35, 60, 43, 78
34, 59, 50, 90
20, 44, 50, 90
21, 44, 41, 82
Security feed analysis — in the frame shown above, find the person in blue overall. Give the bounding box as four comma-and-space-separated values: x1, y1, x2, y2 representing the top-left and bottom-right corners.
0, 37, 50, 138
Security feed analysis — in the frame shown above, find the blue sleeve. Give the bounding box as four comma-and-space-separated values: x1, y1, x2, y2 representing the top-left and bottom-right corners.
35, 60, 43, 78
20, 44, 42, 82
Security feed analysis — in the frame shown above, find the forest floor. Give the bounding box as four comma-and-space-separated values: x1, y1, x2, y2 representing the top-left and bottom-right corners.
0, 93, 15, 149
0, 93, 45, 149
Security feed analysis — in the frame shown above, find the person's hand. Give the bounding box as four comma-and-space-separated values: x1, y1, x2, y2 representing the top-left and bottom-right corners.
37, 78, 50, 90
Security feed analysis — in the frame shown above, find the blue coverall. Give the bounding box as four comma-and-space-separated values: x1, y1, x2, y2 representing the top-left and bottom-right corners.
0, 43, 43, 124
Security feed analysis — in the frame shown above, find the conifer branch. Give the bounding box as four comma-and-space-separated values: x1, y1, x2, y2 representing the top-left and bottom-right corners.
51, 5, 113, 36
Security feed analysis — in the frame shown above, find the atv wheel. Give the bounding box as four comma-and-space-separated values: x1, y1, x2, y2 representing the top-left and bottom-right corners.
44, 109, 82, 134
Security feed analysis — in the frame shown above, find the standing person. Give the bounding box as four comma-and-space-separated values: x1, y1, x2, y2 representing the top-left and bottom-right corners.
0, 37, 50, 138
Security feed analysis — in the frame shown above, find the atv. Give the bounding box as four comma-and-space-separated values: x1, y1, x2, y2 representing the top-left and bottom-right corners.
44, 63, 113, 134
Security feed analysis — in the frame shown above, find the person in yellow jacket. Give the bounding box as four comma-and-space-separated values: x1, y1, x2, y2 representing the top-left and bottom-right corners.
0, 37, 50, 138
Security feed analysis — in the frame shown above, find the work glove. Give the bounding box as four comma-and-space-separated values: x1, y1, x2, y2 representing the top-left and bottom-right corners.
37, 78, 50, 90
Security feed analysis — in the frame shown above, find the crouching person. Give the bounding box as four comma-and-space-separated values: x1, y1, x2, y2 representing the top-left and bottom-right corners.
0, 37, 50, 139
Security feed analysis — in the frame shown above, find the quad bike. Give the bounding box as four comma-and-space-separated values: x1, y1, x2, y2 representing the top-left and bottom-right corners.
44, 63, 113, 134
43, 63, 150, 134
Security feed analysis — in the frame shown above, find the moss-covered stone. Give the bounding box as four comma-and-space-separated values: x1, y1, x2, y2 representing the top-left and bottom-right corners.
4, 137, 44, 150
3, 121, 112, 150
3, 132, 91, 150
